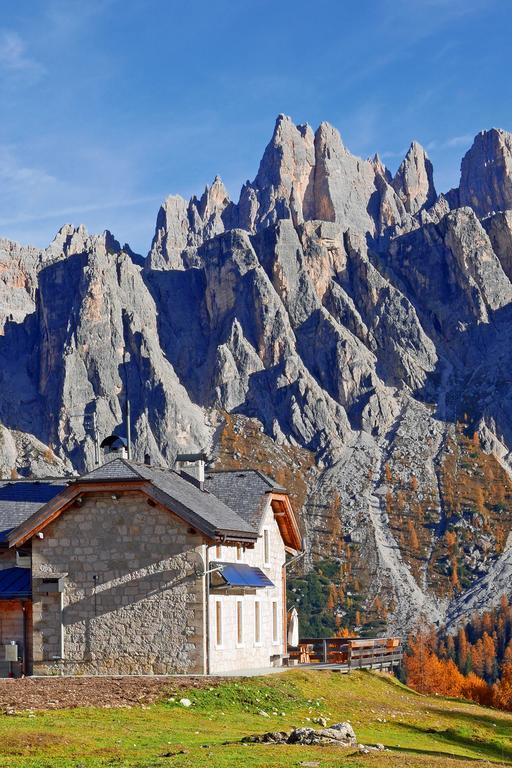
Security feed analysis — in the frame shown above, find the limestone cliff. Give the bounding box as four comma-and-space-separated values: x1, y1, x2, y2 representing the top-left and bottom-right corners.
2, 117, 512, 634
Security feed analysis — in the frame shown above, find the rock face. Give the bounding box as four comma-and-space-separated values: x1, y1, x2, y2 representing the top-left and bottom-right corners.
3, 116, 512, 632
392, 141, 436, 214
460, 129, 512, 216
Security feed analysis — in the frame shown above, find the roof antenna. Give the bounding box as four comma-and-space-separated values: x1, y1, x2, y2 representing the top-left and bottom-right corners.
123, 351, 132, 460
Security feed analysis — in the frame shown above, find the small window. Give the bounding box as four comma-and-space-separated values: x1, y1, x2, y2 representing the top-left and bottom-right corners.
236, 544, 242, 561
254, 600, 261, 645
236, 600, 243, 646
215, 543, 221, 559
263, 529, 270, 566
272, 600, 279, 644
215, 600, 223, 647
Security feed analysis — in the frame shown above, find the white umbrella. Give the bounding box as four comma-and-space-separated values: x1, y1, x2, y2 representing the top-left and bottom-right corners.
287, 607, 299, 647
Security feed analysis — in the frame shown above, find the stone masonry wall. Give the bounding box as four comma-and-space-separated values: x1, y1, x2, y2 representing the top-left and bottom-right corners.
31, 492, 207, 675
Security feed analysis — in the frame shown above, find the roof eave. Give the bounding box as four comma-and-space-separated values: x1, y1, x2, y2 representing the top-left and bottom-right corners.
269, 492, 303, 552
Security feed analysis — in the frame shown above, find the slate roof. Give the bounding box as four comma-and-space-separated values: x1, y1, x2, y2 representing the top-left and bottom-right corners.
6, 459, 261, 544
77, 460, 142, 482
0, 479, 70, 542
0, 460, 288, 546
76, 458, 257, 537
203, 470, 286, 530
133, 462, 257, 539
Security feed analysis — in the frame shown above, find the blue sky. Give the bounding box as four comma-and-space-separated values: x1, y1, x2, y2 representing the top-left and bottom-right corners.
0, 0, 510, 254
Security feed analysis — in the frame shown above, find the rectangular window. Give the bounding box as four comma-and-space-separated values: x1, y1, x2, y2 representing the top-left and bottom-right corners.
236, 600, 243, 646
215, 600, 223, 647
254, 600, 261, 645
263, 529, 270, 566
272, 600, 279, 644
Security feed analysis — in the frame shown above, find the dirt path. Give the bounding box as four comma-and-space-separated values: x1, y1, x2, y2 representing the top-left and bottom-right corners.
0, 675, 224, 712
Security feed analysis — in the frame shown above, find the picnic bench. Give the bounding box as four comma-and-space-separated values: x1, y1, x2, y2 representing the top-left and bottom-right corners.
288, 636, 402, 671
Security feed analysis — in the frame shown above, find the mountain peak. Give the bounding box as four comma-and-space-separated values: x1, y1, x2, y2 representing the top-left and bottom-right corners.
459, 127, 512, 217
392, 140, 436, 214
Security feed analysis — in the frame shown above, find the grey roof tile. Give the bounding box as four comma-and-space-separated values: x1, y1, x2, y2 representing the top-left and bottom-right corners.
77, 461, 144, 482
203, 470, 286, 530
2, 460, 264, 544
134, 462, 256, 538
0, 479, 69, 541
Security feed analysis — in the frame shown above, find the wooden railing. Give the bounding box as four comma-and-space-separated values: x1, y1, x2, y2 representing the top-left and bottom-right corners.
289, 636, 402, 671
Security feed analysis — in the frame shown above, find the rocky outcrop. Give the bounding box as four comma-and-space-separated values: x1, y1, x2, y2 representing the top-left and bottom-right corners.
0, 238, 41, 332
483, 210, 512, 282
242, 722, 357, 746
392, 141, 436, 215
3, 116, 512, 633
147, 177, 232, 270
460, 128, 512, 217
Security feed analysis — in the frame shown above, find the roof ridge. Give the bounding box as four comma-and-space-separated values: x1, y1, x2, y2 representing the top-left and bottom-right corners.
0, 476, 73, 483
117, 457, 146, 479
205, 467, 286, 491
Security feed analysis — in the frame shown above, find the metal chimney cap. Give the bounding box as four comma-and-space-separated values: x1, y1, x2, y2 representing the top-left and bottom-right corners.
176, 451, 207, 463
100, 434, 128, 450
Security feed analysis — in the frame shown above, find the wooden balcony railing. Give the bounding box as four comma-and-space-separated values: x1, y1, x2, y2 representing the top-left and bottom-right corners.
288, 636, 402, 671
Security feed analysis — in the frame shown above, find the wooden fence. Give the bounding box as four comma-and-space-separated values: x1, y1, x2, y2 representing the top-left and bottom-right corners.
289, 636, 402, 671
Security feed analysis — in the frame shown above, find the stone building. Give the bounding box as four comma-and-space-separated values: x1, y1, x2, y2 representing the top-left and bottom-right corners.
0, 455, 301, 676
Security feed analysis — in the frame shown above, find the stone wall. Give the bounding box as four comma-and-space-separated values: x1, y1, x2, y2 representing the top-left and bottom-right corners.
31, 491, 207, 675
208, 498, 286, 673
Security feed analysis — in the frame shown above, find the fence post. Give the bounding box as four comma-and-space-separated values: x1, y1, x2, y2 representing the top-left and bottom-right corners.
323, 639, 327, 664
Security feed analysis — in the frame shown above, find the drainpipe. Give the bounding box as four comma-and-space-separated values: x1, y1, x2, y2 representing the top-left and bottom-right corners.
59, 592, 64, 663
283, 551, 305, 660
204, 544, 210, 676
22, 601, 28, 676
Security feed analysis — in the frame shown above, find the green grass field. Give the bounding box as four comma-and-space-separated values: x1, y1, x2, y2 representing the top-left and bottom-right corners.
0, 670, 511, 767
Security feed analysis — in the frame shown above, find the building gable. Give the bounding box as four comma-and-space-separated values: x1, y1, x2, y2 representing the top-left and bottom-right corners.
8, 460, 259, 549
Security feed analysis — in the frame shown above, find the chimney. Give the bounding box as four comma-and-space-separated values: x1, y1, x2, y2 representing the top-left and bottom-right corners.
100, 434, 128, 462
175, 452, 207, 488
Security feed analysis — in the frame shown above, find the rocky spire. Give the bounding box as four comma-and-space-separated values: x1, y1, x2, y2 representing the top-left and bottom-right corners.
392, 141, 436, 215
239, 114, 315, 229
311, 122, 381, 234
459, 128, 512, 217
147, 177, 232, 270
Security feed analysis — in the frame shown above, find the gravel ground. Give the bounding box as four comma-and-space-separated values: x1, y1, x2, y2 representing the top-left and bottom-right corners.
0, 675, 225, 712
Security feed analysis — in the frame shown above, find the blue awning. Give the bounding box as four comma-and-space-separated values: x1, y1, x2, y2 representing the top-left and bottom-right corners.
212, 562, 274, 589
0, 567, 31, 599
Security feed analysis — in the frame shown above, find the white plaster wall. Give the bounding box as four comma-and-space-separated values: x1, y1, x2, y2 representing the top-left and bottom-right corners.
208, 499, 286, 673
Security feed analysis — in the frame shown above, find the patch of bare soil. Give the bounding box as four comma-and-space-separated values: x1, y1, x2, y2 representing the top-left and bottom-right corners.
0, 675, 224, 712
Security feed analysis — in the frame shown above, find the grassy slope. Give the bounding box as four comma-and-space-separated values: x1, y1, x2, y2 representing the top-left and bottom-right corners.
0, 670, 511, 768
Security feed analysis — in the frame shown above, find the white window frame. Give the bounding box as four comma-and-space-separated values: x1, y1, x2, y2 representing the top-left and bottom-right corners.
214, 598, 223, 649
272, 599, 280, 645
254, 599, 262, 646
236, 598, 244, 648
263, 527, 270, 567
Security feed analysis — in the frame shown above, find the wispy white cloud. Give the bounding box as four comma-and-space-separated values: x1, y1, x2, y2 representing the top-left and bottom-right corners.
383, 133, 474, 160
443, 134, 473, 148
0, 30, 45, 83
426, 134, 473, 151
380, 148, 409, 160
0, 194, 164, 228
